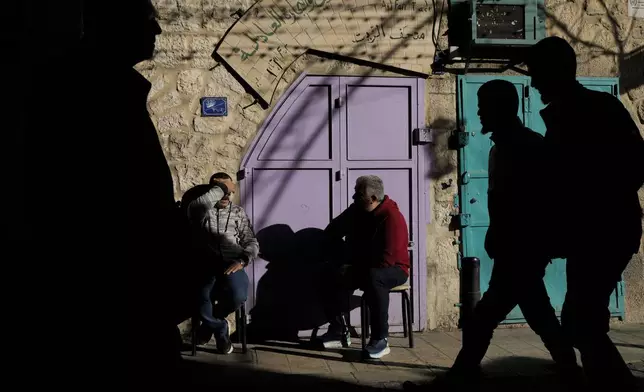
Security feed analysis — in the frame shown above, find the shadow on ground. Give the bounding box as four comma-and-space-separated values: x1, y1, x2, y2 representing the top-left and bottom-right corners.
179, 359, 391, 390
177, 347, 644, 392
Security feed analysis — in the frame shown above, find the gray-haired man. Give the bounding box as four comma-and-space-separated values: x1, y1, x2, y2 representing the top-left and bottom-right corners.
319, 175, 410, 359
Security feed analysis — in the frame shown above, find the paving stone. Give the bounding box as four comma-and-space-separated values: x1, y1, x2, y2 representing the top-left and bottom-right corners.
287, 355, 332, 374
254, 348, 291, 373
417, 332, 461, 360
351, 359, 388, 372
491, 334, 551, 360
326, 358, 357, 374
610, 330, 644, 345
380, 347, 427, 370
352, 369, 431, 385
405, 340, 454, 369
183, 325, 644, 390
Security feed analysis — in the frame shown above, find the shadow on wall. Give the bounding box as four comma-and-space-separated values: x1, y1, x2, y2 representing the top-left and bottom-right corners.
243, 224, 346, 342
425, 117, 458, 181
621, 46, 644, 116
542, 1, 643, 95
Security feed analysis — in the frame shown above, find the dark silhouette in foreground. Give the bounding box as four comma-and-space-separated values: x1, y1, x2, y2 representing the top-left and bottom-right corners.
404, 80, 578, 391
93, 1, 198, 385
525, 36, 644, 390
30, 1, 194, 386
76, 0, 205, 386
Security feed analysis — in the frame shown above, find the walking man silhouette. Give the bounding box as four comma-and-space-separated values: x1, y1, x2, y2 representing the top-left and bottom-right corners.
525, 36, 644, 390
404, 79, 578, 390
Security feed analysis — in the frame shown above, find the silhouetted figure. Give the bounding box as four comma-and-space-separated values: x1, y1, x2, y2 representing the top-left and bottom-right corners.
318, 175, 409, 359
404, 80, 578, 391
526, 36, 644, 390
187, 172, 258, 354
80, 0, 189, 386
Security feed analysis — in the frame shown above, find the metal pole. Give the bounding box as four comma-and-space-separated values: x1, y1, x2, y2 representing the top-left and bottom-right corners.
459, 257, 481, 336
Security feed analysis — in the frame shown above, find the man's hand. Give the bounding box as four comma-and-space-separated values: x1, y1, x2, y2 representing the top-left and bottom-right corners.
224, 261, 245, 275
211, 181, 229, 195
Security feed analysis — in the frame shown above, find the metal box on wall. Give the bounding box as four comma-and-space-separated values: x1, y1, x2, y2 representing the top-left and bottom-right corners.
449, 0, 546, 48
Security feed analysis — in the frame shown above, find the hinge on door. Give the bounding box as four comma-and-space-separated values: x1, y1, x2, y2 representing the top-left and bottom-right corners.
612, 84, 618, 96
455, 129, 470, 147
457, 213, 471, 228
334, 97, 343, 108
460, 171, 471, 185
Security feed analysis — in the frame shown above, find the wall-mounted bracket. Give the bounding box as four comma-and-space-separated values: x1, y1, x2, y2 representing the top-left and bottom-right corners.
413, 127, 434, 145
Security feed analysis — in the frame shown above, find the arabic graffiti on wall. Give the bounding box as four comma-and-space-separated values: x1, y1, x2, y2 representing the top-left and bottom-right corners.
214, 0, 434, 107
351, 24, 426, 43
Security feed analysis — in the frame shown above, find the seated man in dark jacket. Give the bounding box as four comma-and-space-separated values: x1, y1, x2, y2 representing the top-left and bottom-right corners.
319, 175, 409, 359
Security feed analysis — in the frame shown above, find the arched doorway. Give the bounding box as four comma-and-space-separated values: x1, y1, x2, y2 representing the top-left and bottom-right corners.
238, 74, 429, 337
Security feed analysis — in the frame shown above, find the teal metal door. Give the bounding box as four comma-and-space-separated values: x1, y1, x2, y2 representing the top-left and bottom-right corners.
457, 75, 625, 323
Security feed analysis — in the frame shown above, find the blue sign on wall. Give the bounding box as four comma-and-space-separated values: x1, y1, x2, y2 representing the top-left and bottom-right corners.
201, 97, 228, 117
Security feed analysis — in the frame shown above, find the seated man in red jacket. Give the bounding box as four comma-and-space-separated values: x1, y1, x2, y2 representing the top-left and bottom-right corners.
319, 175, 410, 359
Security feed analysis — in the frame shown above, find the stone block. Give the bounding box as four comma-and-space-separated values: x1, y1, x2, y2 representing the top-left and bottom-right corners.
191, 35, 219, 53
149, 90, 184, 115
156, 112, 190, 135
149, 72, 172, 99
177, 0, 203, 18
136, 64, 156, 81
152, 0, 179, 19
153, 51, 186, 68
217, 143, 242, 159
177, 69, 205, 95
209, 67, 247, 95
584, 0, 605, 16
225, 132, 249, 148
160, 17, 203, 33
167, 132, 193, 160
189, 134, 219, 164
153, 34, 191, 66
194, 116, 229, 135
155, 33, 190, 52
548, 2, 583, 31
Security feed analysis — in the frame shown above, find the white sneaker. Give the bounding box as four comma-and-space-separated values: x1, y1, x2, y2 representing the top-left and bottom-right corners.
320, 331, 351, 349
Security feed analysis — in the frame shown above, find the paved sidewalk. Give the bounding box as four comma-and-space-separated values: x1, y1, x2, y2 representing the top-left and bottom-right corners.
181, 324, 644, 390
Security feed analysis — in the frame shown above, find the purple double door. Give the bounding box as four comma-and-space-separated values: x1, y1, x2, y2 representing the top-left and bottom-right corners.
239, 75, 427, 336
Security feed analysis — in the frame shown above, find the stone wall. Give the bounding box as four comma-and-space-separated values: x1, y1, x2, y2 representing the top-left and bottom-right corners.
139, 0, 644, 332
